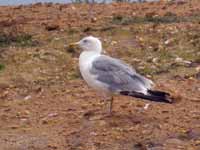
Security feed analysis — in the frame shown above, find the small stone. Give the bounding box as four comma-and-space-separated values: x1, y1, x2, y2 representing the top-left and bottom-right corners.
91, 17, 97, 23
41, 118, 48, 124
20, 118, 28, 122
132, 58, 141, 63
195, 66, 200, 72
146, 75, 152, 78
71, 6, 76, 10
165, 138, 184, 145
175, 57, 183, 63
144, 103, 150, 110
138, 66, 145, 70
45, 24, 59, 31
152, 57, 159, 63
90, 132, 98, 136
195, 139, 200, 146
47, 112, 58, 117
183, 60, 191, 65
54, 37, 60, 41
111, 41, 117, 45
48, 143, 58, 149
139, 37, 144, 42
10, 125, 19, 129
24, 110, 30, 115
164, 39, 170, 45
24, 95, 31, 100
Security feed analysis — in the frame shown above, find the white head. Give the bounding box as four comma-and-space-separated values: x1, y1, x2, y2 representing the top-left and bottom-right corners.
76, 36, 102, 53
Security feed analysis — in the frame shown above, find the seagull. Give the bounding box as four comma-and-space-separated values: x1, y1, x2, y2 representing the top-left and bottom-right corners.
69, 36, 173, 114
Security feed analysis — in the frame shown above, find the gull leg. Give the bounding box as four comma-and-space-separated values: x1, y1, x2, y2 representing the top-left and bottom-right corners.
109, 96, 114, 115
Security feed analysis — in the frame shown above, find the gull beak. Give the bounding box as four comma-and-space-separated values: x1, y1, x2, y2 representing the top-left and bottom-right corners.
66, 42, 80, 54
68, 42, 79, 48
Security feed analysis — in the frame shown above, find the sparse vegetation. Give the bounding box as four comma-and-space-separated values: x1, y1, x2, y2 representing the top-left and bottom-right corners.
0, 63, 5, 71
111, 15, 200, 25
0, 32, 38, 47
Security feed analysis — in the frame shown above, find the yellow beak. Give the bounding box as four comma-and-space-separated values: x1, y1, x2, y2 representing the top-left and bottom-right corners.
68, 42, 79, 48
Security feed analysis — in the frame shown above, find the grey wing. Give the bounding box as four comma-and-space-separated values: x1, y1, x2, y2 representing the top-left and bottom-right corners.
90, 55, 153, 94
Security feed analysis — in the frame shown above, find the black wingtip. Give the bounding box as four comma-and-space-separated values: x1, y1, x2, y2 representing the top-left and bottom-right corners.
147, 90, 170, 97
148, 89, 173, 103
120, 90, 174, 104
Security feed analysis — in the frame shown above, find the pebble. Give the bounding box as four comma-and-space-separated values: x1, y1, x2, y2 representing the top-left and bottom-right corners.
54, 37, 60, 41
165, 138, 184, 145
152, 57, 159, 63
111, 41, 117, 45
132, 58, 141, 63
90, 132, 98, 136
183, 60, 192, 65
195, 139, 200, 146
164, 39, 170, 45
71, 6, 76, 10
45, 24, 59, 31
175, 57, 191, 65
47, 112, 58, 117
195, 66, 200, 72
91, 17, 97, 23
20, 118, 28, 122
24, 110, 30, 115
24, 95, 31, 100
144, 103, 150, 110
175, 57, 183, 63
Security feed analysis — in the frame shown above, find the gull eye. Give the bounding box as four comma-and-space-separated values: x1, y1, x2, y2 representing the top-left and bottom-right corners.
83, 39, 88, 43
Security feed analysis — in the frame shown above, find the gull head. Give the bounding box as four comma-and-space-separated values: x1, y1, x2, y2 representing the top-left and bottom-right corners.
70, 36, 102, 53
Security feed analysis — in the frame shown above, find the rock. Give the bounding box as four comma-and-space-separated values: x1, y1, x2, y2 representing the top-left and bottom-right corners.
45, 23, 60, 31
195, 139, 200, 146
165, 138, 185, 145
152, 57, 159, 63
183, 60, 192, 65
91, 17, 97, 23
133, 142, 147, 150
71, 6, 76, 10
24, 95, 31, 100
111, 41, 117, 45
20, 118, 28, 122
195, 66, 200, 72
144, 103, 150, 110
54, 37, 60, 41
90, 132, 98, 136
10, 125, 20, 129
164, 39, 170, 45
24, 110, 30, 115
132, 58, 141, 63
47, 112, 58, 117
175, 57, 183, 63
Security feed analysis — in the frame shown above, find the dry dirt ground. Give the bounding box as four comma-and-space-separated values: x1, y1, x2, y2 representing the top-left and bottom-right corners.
0, 1, 200, 150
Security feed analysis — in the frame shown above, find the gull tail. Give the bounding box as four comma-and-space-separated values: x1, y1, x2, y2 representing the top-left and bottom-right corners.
120, 90, 173, 103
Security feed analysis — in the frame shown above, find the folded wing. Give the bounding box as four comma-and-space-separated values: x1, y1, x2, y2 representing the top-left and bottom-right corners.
90, 55, 153, 94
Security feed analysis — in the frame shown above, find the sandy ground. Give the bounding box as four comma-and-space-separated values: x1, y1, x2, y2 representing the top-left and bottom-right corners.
0, 0, 200, 150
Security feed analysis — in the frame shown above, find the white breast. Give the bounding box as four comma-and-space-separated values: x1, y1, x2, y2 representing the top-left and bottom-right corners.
79, 51, 109, 92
